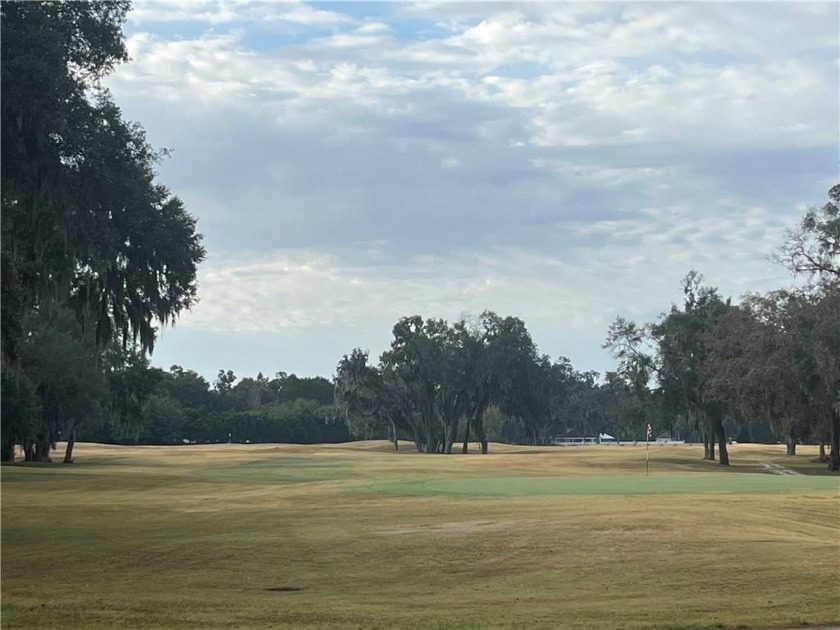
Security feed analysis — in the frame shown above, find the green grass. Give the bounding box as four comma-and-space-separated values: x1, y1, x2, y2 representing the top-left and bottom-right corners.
1, 442, 838, 630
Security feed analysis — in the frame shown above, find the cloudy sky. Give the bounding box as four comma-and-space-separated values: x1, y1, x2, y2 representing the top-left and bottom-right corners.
106, 1, 839, 384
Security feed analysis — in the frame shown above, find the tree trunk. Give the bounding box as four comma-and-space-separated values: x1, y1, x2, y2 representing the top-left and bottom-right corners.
701, 417, 714, 460
476, 421, 488, 454
818, 443, 827, 462
461, 417, 471, 454
63, 428, 76, 463
828, 410, 840, 472
527, 423, 539, 446
32, 432, 52, 462
707, 430, 716, 462
472, 399, 489, 454
785, 441, 796, 456
443, 420, 456, 454
1, 435, 15, 462
715, 417, 729, 466
390, 420, 398, 452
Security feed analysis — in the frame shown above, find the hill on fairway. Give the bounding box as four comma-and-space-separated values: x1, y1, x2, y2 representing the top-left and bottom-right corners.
1, 442, 838, 630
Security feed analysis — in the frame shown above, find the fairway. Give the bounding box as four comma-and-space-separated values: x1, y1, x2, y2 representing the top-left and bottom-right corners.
368, 472, 840, 496
2, 442, 839, 630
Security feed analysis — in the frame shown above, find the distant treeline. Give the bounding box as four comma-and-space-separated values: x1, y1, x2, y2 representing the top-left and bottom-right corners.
81, 368, 350, 447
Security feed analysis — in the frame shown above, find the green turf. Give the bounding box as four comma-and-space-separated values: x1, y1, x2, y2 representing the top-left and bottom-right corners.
365, 473, 840, 496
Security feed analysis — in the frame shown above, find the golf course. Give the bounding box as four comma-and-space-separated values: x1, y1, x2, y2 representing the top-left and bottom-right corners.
1, 442, 838, 630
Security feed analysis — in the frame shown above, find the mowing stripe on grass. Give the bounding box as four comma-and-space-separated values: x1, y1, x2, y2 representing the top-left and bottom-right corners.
362, 473, 840, 496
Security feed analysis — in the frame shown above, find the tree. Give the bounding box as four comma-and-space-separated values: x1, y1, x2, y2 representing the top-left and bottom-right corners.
456, 311, 530, 453
335, 349, 390, 442
603, 317, 659, 441
2, 2, 205, 353
788, 289, 840, 470
454, 315, 492, 453
491, 317, 542, 445
506, 354, 585, 446
213, 370, 237, 411
653, 272, 732, 464
0, 370, 40, 462
775, 184, 840, 290
139, 393, 185, 444
17, 308, 106, 463
601, 371, 648, 441
605, 272, 733, 464
163, 366, 213, 411
703, 297, 804, 454
102, 348, 164, 444
380, 316, 466, 453
335, 313, 619, 452
274, 373, 334, 405
773, 185, 840, 470
1, 1, 205, 461
566, 369, 605, 439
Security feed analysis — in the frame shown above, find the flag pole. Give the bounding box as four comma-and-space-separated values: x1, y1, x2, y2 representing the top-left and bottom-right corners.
645, 423, 651, 477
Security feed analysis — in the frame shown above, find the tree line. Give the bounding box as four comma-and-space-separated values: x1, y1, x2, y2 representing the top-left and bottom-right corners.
90, 364, 349, 447
3, 329, 351, 460
604, 187, 839, 470
335, 312, 610, 453
336, 186, 839, 470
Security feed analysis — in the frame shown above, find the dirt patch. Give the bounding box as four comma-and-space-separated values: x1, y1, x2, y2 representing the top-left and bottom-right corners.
377, 519, 528, 535
760, 462, 803, 476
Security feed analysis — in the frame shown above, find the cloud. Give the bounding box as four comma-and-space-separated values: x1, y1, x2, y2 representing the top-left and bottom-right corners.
114, 2, 838, 153
169, 190, 798, 377
106, 1, 838, 379
127, 0, 354, 27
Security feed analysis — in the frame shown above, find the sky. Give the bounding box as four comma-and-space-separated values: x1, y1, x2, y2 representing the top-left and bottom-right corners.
104, 0, 840, 385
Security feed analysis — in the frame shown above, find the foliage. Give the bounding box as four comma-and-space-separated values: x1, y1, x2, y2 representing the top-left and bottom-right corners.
772, 184, 840, 469
775, 184, 840, 290
605, 272, 733, 465
601, 185, 840, 469
17, 308, 106, 461
0, 1, 204, 460
0, 370, 40, 461
73, 362, 347, 447
336, 312, 613, 452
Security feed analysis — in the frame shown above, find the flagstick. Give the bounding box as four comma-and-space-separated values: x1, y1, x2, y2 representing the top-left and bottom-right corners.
645, 434, 649, 477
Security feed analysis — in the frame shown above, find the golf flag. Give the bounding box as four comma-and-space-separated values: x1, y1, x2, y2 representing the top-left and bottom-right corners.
646, 423, 652, 439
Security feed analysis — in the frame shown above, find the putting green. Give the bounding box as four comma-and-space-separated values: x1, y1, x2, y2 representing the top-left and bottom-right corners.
365, 473, 840, 496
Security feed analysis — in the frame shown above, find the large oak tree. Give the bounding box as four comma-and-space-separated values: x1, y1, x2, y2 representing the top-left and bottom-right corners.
1, 2, 205, 461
